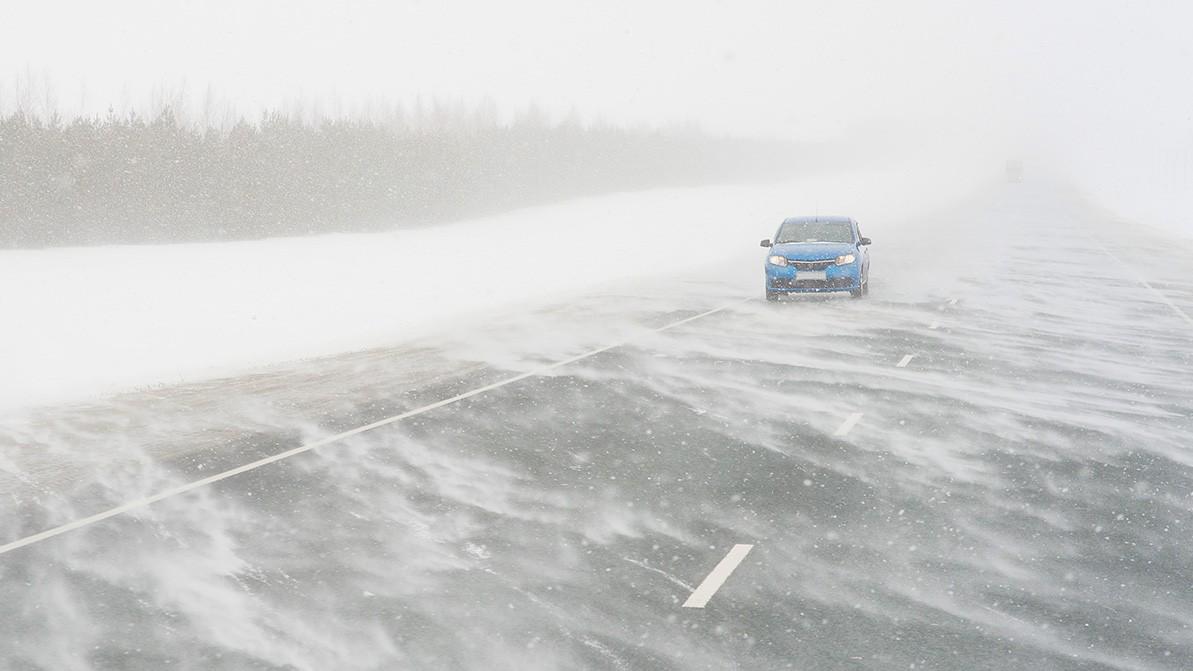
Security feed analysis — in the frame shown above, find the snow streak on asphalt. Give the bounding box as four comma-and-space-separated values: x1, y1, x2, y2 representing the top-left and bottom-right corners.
0, 305, 737, 558
1, 184, 1193, 670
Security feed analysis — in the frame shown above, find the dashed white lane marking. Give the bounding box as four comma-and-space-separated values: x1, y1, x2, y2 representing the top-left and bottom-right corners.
833, 412, 864, 437
1097, 243, 1193, 329
0, 302, 738, 558
928, 320, 940, 330
682, 544, 754, 608
896, 354, 915, 368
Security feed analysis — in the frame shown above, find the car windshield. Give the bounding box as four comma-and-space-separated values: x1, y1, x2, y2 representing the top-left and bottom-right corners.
776, 221, 854, 243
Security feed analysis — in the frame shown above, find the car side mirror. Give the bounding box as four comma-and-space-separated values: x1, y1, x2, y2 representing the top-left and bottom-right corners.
858, 237, 871, 246
760, 239, 772, 248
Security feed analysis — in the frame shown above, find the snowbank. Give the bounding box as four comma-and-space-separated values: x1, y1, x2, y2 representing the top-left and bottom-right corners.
0, 160, 993, 412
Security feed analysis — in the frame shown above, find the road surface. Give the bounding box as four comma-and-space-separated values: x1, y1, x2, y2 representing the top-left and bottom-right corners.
2, 183, 1192, 670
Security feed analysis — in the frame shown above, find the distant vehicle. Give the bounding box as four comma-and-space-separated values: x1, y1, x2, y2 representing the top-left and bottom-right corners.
760, 216, 871, 301
1005, 159, 1024, 183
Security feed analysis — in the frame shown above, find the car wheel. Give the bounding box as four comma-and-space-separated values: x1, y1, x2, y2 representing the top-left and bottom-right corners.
766, 291, 779, 302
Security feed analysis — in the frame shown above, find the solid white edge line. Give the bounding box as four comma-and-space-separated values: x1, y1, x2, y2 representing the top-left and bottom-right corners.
1096, 243, 1193, 329
833, 412, 864, 437
896, 354, 915, 368
0, 302, 739, 557
682, 544, 754, 608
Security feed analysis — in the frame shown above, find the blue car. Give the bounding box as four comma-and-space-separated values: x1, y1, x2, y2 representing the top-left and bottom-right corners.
761, 216, 871, 301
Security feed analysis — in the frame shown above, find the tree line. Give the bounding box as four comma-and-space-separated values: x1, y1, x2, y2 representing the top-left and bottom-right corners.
0, 106, 801, 248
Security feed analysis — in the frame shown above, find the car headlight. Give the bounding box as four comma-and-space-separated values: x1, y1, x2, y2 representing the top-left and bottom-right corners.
768, 255, 788, 266
835, 254, 856, 265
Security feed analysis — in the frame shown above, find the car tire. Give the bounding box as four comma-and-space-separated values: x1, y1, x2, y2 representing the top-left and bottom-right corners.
765, 291, 779, 302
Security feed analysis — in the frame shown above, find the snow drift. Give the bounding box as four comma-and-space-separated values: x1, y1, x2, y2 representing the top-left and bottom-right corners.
0, 159, 995, 413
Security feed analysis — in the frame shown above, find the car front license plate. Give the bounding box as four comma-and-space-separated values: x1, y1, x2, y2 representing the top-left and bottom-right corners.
799, 270, 827, 281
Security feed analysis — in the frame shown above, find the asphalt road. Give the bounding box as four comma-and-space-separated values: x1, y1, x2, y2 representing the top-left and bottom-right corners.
2, 183, 1192, 670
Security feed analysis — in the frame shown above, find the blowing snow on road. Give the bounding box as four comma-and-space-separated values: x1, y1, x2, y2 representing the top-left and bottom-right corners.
5, 1, 1193, 669
3, 182, 1192, 669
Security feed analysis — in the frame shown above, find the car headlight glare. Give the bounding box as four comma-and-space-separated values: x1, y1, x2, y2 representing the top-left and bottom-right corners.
768, 255, 788, 266
835, 254, 856, 265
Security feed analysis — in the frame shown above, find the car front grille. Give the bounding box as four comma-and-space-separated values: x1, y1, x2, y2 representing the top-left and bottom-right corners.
789, 259, 835, 270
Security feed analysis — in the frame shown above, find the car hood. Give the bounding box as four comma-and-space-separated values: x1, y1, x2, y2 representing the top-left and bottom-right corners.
769, 242, 857, 260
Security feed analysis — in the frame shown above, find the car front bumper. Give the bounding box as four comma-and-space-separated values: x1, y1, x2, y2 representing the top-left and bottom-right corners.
765, 264, 861, 293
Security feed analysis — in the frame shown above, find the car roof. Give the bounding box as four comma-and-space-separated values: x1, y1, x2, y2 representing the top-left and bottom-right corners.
781, 215, 853, 224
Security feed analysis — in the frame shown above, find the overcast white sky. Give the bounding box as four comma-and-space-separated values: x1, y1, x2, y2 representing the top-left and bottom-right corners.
1, 1, 1188, 135
0, 2, 1062, 135
2, 0, 1191, 220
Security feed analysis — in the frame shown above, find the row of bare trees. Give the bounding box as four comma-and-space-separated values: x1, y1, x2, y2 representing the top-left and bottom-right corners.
0, 106, 799, 248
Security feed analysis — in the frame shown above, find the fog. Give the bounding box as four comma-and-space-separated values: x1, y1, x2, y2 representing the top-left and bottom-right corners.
5, 1, 1191, 228
3, 1, 1010, 135
3, 3, 1193, 670
5, 2, 1190, 234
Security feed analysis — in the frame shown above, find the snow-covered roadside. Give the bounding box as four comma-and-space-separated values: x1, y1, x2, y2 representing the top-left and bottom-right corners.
0, 160, 994, 413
